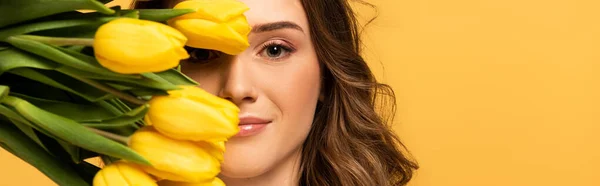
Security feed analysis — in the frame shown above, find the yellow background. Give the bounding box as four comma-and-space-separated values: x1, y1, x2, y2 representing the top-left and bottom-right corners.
1, 0, 599, 185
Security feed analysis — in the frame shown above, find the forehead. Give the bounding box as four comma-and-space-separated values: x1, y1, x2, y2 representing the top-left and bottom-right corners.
236, 0, 308, 29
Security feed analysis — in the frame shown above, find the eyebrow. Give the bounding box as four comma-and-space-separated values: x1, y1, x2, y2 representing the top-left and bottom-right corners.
251, 21, 304, 33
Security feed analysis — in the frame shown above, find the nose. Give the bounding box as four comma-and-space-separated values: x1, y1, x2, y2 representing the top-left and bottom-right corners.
218, 56, 257, 105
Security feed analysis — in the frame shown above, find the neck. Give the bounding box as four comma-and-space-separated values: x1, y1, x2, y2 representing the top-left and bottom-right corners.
220, 149, 302, 186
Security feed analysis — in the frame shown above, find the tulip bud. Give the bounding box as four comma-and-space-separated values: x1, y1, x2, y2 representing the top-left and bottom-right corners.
129, 127, 221, 183
157, 178, 225, 186
93, 161, 157, 186
168, 0, 251, 55
145, 86, 239, 141
94, 18, 189, 74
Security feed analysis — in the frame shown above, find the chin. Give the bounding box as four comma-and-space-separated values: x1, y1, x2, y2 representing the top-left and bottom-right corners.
218, 138, 276, 179
219, 157, 273, 178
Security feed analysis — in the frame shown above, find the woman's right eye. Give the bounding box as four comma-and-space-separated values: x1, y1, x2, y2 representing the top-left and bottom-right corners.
185, 47, 221, 63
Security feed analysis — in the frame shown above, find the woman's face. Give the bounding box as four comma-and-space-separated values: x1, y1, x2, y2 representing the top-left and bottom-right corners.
180, 0, 321, 179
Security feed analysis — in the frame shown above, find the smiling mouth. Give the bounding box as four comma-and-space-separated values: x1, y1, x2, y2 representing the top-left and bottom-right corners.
235, 115, 271, 137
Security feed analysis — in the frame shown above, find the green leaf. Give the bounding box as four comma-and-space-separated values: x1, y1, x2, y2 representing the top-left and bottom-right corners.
66, 45, 86, 52
119, 10, 140, 19
94, 74, 180, 90
141, 72, 176, 85
0, 142, 16, 154
156, 69, 199, 86
81, 100, 144, 136
0, 48, 58, 75
138, 9, 195, 22
10, 93, 116, 122
0, 85, 8, 99
34, 131, 99, 185
35, 5, 120, 21
98, 0, 114, 4
33, 25, 100, 38
58, 140, 81, 163
81, 104, 148, 128
54, 46, 140, 79
0, 48, 148, 91
109, 98, 132, 112
129, 88, 169, 97
0, 120, 89, 186
0, 0, 114, 28
79, 149, 101, 161
104, 83, 168, 97
1, 96, 150, 165
9, 118, 50, 152
5, 36, 140, 79
0, 103, 50, 152
0, 18, 114, 40
96, 100, 125, 115
8, 68, 112, 102
0, 104, 54, 138
0, 73, 82, 102
30, 9, 141, 38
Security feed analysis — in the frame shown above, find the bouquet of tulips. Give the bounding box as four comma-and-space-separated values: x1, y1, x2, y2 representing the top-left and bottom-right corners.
0, 0, 251, 185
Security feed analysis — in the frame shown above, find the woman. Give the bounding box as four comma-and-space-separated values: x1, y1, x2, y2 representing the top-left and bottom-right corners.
135, 0, 418, 185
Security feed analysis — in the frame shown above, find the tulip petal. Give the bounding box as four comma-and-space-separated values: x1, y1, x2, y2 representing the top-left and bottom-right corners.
168, 0, 251, 55
145, 95, 239, 141
99, 164, 130, 185
94, 18, 188, 74
116, 163, 158, 185
172, 86, 239, 111
5, 36, 139, 79
173, 0, 249, 22
93, 162, 157, 186
170, 19, 249, 55
157, 178, 225, 186
227, 16, 252, 38
129, 127, 221, 182
197, 140, 225, 162
95, 54, 181, 74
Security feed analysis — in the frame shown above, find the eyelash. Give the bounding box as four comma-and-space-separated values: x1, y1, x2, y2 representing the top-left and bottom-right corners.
184, 40, 296, 64
258, 40, 296, 61
185, 47, 221, 64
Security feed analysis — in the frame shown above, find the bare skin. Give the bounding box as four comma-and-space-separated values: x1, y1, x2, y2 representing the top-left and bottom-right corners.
180, 0, 321, 185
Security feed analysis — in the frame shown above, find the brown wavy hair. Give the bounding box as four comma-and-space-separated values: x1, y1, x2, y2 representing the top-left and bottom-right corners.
134, 0, 419, 185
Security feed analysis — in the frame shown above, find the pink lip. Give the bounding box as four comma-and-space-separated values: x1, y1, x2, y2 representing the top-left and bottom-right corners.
235, 115, 271, 137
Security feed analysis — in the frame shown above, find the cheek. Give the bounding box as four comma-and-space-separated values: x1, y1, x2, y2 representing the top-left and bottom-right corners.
275, 64, 320, 122
180, 60, 226, 94
268, 51, 321, 142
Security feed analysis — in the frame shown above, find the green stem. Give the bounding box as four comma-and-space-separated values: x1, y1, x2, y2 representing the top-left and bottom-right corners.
13, 35, 94, 46
87, 127, 130, 145
67, 74, 146, 105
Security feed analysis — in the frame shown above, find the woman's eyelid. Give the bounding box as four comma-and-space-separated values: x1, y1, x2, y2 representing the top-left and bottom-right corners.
186, 48, 222, 64
259, 38, 296, 50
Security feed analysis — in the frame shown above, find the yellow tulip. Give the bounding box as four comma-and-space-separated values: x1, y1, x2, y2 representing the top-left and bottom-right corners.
158, 178, 226, 186
168, 0, 251, 55
197, 140, 226, 162
129, 127, 221, 183
92, 161, 157, 186
94, 18, 189, 74
145, 86, 240, 141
